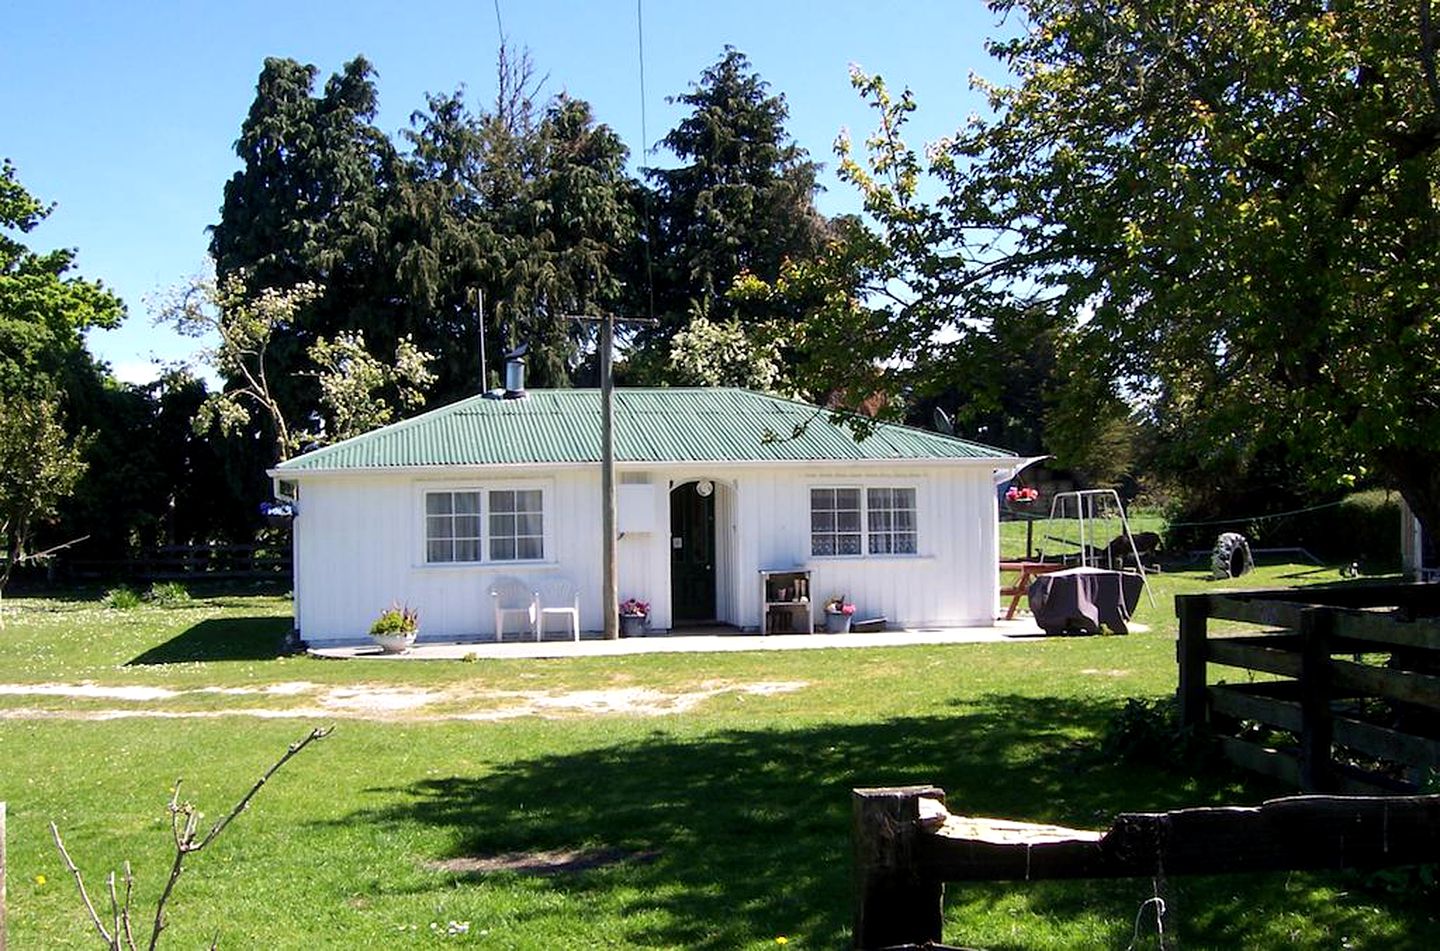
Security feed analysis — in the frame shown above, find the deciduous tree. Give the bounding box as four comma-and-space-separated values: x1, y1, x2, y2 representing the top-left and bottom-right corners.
821, 1, 1440, 536
308, 330, 436, 442
0, 395, 87, 604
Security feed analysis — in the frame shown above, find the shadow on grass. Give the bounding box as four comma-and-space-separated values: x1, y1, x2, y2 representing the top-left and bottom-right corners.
126, 616, 293, 665
334, 693, 1434, 948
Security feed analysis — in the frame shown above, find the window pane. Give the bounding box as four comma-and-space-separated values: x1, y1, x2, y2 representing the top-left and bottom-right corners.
454, 515, 482, 539
517, 514, 543, 535
517, 537, 543, 560
454, 539, 480, 562
426, 515, 451, 541
455, 491, 481, 514
427, 540, 452, 563
516, 490, 542, 512
867, 486, 917, 556
489, 491, 515, 513
426, 493, 452, 515
812, 486, 863, 556
490, 513, 515, 537
490, 537, 517, 561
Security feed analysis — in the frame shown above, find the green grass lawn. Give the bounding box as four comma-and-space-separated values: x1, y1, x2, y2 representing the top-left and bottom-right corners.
1, 567, 1435, 948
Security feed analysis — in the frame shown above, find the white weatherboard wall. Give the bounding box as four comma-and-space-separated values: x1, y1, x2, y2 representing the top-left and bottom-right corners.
714, 462, 999, 630
290, 460, 1001, 645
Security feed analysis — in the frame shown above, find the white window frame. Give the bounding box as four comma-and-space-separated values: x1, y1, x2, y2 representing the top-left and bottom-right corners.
417, 480, 552, 567
424, 488, 485, 564
485, 486, 546, 562
865, 486, 918, 556
809, 486, 864, 557
809, 482, 922, 559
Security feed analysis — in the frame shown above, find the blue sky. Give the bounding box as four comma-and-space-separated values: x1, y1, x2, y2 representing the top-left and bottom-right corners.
3, 1, 1006, 383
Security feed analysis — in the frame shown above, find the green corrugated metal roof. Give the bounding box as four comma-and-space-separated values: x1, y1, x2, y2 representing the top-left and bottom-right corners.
275, 388, 1016, 472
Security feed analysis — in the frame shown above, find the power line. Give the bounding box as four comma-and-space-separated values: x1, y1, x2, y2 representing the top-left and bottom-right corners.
1166, 498, 1349, 529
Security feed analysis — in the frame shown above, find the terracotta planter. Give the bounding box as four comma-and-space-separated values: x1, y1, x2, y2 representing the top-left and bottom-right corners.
371, 631, 417, 654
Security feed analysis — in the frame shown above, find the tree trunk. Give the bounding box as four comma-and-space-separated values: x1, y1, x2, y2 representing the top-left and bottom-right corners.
1377, 447, 1440, 571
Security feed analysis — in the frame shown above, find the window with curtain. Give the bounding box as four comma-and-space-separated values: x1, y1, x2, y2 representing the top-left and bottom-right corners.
488, 488, 545, 561
810, 487, 863, 556
810, 486, 918, 556
867, 487, 917, 554
425, 490, 483, 563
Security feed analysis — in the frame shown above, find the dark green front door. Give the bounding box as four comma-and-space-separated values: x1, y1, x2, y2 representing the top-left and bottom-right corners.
671, 482, 716, 623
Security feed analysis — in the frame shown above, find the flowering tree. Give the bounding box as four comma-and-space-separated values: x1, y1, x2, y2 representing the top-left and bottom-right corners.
159, 265, 437, 460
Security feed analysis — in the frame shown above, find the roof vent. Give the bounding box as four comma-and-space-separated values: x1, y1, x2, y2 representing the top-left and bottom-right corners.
503, 344, 528, 399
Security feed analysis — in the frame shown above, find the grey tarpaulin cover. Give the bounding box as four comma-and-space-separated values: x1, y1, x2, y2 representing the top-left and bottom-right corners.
1027, 566, 1143, 635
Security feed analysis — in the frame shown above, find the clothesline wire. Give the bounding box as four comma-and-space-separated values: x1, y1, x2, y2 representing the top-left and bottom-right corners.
1001, 498, 1351, 529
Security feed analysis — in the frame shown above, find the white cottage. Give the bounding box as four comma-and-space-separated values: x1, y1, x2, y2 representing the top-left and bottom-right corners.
270, 387, 1021, 646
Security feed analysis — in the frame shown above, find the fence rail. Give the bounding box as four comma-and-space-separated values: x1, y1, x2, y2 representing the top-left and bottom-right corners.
851, 785, 1440, 950
67, 543, 292, 582
1177, 584, 1440, 793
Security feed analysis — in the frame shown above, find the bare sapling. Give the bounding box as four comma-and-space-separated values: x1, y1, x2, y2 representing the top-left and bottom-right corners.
50, 726, 332, 950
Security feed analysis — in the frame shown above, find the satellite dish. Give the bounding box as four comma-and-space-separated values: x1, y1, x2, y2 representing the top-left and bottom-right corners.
932, 407, 954, 435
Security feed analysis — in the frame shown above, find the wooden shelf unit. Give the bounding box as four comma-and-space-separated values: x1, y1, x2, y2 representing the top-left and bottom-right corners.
760, 568, 814, 634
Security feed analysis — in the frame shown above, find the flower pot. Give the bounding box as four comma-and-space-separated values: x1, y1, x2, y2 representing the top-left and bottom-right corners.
371, 631, 417, 654
825, 611, 852, 634
620, 614, 647, 637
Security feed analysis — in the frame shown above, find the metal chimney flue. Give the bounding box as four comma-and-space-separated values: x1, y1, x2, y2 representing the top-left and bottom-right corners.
503, 344, 528, 399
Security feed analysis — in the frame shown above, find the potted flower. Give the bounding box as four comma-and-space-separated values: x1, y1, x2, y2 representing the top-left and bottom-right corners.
824, 595, 857, 634
369, 603, 419, 654
1004, 484, 1041, 559
619, 598, 649, 637
1004, 484, 1039, 506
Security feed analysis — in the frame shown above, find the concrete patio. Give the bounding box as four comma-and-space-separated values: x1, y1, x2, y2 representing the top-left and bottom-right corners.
308, 619, 1056, 661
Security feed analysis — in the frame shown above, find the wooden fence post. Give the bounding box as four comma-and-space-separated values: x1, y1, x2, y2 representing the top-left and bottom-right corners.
1177, 596, 1209, 729
1298, 608, 1335, 792
852, 786, 945, 950
2, 800, 7, 951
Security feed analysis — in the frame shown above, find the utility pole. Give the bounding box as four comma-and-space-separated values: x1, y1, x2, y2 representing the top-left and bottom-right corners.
474, 287, 489, 392
565, 312, 658, 638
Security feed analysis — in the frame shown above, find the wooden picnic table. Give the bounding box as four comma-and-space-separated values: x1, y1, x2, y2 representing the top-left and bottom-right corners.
998, 561, 1067, 620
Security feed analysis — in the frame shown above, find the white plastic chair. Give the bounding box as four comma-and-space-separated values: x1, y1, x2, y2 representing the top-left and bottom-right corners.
535, 576, 581, 642
489, 576, 538, 641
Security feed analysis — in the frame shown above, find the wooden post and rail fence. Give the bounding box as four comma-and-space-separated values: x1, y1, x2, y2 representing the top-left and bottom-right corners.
853, 582, 1440, 948
65, 543, 292, 582
852, 785, 1440, 950
1176, 583, 1440, 793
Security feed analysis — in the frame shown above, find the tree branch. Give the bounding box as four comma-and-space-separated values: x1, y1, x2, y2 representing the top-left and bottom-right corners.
53, 727, 333, 950
50, 822, 116, 949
